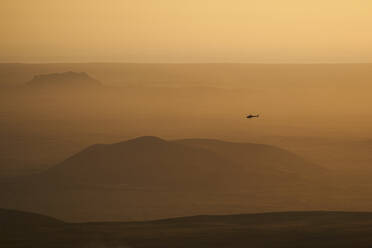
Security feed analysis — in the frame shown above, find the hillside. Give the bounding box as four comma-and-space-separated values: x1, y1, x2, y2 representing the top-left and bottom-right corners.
3, 209, 372, 248
0, 208, 62, 229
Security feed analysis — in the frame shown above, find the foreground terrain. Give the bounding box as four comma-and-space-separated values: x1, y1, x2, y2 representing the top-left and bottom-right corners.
2, 208, 372, 248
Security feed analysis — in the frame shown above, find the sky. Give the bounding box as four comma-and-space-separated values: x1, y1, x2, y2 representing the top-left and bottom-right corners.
1, 0, 372, 63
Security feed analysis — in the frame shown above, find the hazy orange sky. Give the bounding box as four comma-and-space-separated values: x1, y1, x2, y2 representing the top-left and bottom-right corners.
1, 0, 372, 63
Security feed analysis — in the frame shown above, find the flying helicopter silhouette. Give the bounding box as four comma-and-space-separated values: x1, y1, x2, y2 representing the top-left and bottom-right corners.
246, 114, 259, 119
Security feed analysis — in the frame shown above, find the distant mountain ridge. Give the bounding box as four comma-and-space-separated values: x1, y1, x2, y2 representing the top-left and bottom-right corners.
26, 71, 101, 88
1, 136, 332, 221
34, 136, 327, 190
37, 136, 239, 190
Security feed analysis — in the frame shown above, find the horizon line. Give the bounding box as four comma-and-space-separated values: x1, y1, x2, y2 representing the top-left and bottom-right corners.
2, 61, 372, 65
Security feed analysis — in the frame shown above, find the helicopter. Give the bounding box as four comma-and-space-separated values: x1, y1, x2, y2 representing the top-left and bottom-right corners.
246, 114, 259, 119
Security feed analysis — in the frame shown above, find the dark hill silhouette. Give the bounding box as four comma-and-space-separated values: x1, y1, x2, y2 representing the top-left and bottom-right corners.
0, 208, 62, 229
0, 209, 63, 247
26, 71, 100, 89
3, 209, 372, 248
